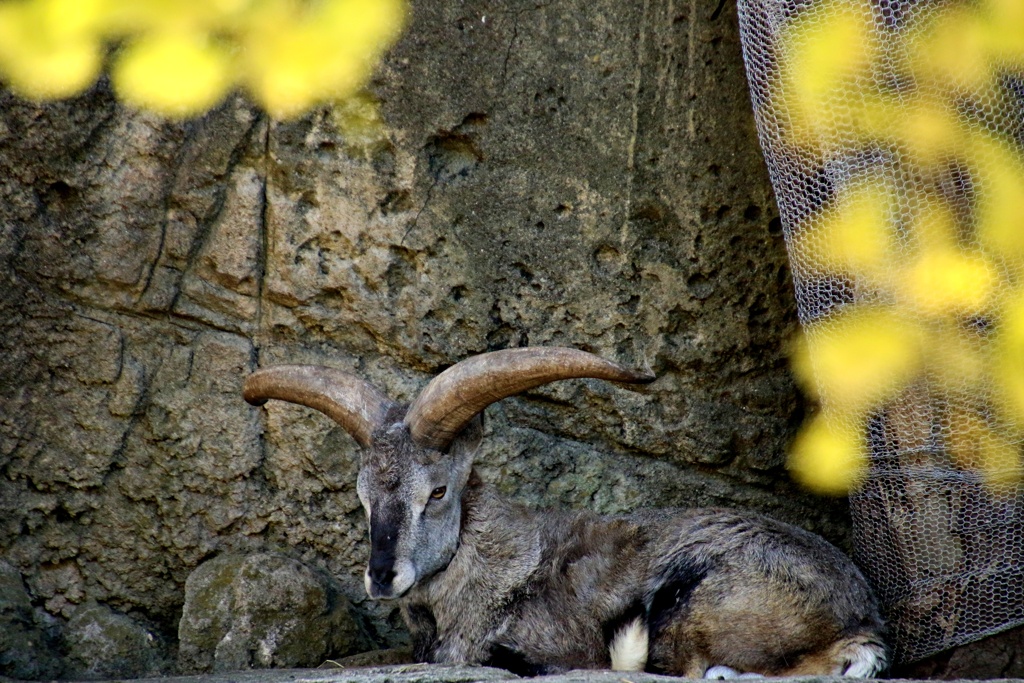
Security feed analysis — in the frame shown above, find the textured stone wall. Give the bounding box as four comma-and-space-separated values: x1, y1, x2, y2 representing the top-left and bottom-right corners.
0, 0, 846, 675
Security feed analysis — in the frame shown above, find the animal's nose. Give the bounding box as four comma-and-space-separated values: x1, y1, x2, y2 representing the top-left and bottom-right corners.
368, 555, 396, 590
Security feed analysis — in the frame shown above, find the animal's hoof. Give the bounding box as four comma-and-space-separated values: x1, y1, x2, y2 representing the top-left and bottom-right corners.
705, 666, 738, 679
704, 666, 764, 680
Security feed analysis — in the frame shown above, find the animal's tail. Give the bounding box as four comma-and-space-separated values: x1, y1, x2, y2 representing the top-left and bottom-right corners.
608, 616, 649, 672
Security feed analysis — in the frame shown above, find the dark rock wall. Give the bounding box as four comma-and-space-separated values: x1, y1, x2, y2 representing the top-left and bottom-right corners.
0, 0, 842, 663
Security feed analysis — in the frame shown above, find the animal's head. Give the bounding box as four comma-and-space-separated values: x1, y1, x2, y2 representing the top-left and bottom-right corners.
243, 347, 653, 599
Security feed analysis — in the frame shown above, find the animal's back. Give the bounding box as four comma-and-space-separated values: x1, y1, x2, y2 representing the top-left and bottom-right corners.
465, 503, 886, 677
638, 508, 886, 677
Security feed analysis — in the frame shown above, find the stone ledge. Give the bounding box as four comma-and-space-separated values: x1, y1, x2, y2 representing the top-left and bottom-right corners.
4, 665, 1023, 683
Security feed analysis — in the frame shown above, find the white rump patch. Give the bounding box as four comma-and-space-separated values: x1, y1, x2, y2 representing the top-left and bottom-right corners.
609, 617, 648, 672
841, 641, 888, 678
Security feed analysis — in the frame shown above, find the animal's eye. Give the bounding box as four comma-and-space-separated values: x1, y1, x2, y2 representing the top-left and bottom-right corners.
430, 486, 447, 500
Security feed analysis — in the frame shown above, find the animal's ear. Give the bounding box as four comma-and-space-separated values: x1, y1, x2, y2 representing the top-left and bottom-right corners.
448, 413, 483, 464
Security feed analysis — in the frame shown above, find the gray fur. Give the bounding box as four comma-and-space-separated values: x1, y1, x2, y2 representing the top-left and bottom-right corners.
245, 353, 888, 677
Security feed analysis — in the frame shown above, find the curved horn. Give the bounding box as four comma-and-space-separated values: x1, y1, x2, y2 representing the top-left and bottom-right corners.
405, 347, 655, 450
243, 365, 394, 448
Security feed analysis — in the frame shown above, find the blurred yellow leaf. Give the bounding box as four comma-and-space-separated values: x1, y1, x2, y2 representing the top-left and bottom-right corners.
788, 412, 868, 495
241, 0, 404, 120
908, 6, 992, 91
895, 98, 960, 165
773, 0, 1024, 495
900, 247, 998, 316
102, 0, 252, 35
969, 136, 1024, 262
244, 24, 358, 120
113, 32, 232, 118
0, 0, 406, 120
323, 0, 406, 56
793, 307, 922, 411
0, 1, 103, 99
994, 293, 1024, 427
947, 407, 1022, 488
38, 0, 108, 41
979, 0, 1024, 69
908, 0, 1024, 91
1, 40, 102, 100
925, 324, 987, 390
779, 0, 876, 145
794, 174, 896, 281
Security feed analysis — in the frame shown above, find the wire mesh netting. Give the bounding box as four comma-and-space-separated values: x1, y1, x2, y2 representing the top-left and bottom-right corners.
736, 0, 1024, 664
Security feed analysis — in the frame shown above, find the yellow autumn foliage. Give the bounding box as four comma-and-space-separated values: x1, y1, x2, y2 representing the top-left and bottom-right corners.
0, 0, 407, 120
993, 294, 1024, 428
239, 0, 404, 119
925, 324, 987, 391
794, 175, 896, 282
947, 408, 1023, 488
0, 0, 104, 99
778, 0, 876, 146
892, 97, 960, 165
780, 0, 1024, 495
969, 137, 1024, 261
908, 6, 994, 92
900, 248, 998, 316
908, 0, 1024, 93
113, 33, 231, 116
788, 413, 868, 495
792, 307, 922, 412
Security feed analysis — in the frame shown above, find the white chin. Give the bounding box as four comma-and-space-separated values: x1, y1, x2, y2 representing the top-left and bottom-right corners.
364, 561, 416, 600
391, 561, 416, 595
